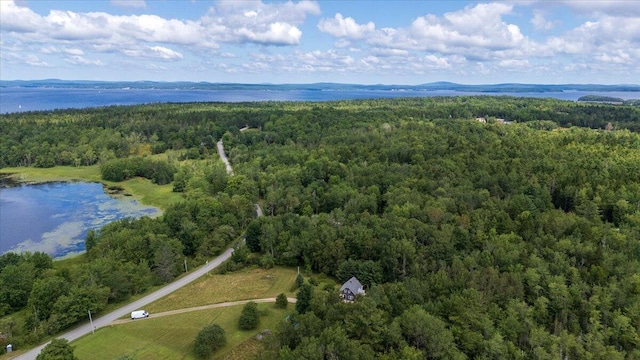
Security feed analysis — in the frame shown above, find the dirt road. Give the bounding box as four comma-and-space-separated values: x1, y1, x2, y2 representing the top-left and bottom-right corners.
110, 297, 297, 325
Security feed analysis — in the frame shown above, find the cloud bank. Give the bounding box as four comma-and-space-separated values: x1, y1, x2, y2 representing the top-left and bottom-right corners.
1, 0, 638, 83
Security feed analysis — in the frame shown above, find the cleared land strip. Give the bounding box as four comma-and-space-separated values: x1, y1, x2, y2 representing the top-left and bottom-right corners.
110, 297, 298, 325
217, 140, 234, 175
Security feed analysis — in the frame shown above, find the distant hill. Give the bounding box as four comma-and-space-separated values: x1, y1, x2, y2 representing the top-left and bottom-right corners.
1, 80, 640, 93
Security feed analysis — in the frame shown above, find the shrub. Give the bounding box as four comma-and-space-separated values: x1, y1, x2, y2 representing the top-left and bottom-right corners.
37, 338, 77, 360
194, 324, 226, 359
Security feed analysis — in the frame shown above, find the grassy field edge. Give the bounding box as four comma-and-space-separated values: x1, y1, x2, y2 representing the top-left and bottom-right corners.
0, 166, 182, 210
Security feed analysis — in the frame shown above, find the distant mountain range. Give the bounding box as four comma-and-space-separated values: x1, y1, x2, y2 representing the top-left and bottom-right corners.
2, 80, 640, 93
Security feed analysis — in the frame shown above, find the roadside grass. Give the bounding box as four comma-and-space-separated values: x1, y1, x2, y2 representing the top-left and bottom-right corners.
72, 304, 289, 360
0, 166, 182, 210
146, 267, 298, 313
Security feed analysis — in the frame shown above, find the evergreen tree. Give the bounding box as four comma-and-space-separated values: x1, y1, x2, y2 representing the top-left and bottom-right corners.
275, 293, 288, 309
296, 284, 313, 314
239, 301, 260, 330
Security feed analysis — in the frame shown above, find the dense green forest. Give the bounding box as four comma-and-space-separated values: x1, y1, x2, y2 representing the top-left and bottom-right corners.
577, 95, 624, 103
1, 97, 640, 358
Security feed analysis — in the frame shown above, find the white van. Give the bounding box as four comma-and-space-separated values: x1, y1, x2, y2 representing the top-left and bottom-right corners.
131, 310, 149, 320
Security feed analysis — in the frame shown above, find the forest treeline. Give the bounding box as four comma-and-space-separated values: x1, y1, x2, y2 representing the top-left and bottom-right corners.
1, 97, 640, 358
1, 96, 640, 169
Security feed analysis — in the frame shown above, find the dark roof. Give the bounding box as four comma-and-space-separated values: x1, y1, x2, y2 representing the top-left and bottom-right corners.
340, 276, 364, 294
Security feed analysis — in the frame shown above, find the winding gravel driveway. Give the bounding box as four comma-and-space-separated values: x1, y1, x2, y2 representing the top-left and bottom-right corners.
217, 140, 234, 175
110, 297, 297, 325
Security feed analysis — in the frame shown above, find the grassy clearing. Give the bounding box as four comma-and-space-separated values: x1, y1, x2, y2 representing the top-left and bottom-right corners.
115, 177, 182, 210
146, 267, 298, 313
72, 303, 289, 360
0, 166, 103, 183
0, 166, 182, 210
52, 253, 88, 267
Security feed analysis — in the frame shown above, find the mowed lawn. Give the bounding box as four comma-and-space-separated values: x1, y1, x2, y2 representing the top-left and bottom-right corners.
72, 267, 326, 359
146, 267, 299, 313
73, 304, 290, 360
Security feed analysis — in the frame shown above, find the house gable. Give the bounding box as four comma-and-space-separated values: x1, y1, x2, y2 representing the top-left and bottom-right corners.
340, 276, 365, 302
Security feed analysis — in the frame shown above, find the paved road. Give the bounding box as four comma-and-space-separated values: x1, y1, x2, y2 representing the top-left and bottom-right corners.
12, 248, 234, 360
110, 297, 297, 325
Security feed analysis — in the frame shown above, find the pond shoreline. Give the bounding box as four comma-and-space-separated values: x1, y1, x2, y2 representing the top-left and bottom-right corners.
0, 180, 161, 259
0, 166, 177, 210
0, 172, 134, 198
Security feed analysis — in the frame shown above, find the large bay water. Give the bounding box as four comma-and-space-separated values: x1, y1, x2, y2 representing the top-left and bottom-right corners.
2, 87, 640, 114
0, 182, 159, 258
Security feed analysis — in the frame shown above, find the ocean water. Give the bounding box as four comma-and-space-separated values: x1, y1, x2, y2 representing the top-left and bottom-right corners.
0, 182, 159, 258
2, 87, 640, 114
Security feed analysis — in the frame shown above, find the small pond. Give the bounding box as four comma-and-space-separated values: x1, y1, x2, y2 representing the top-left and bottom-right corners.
0, 182, 159, 258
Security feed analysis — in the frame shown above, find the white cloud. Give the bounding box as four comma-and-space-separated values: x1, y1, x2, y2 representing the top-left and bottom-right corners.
236, 22, 303, 45
313, 1, 639, 80
149, 46, 184, 60
543, 15, 640, 57
531, 10, 554, 30
65, 55, 104, 66
121, 45, 184, 60
320, 3, 528, 61
2, 0, 638, 82
371, 48, 409, 57
242, 61, 270, 72
318, 13, 375, 39
498, 59, 530, 68
25, 54, 50, 67
64, 48, 85, 56
0, 0, 43, 32
296, 49, 358, 72
110, 0, 147, 9
595, 51, 632, 65
40, 46, 60, 54
202, 0, 320, 45
412, 3, 525, 50
2, 52, 50, 66
0, 0, 320, 70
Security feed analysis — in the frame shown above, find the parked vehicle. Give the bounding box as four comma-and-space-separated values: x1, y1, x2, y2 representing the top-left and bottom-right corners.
131, 310, 149, 319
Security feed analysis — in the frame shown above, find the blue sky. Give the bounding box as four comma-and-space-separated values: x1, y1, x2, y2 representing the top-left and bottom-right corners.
1, 0, 639, 84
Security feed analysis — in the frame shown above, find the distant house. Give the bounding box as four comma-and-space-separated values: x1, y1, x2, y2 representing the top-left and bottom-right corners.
340, 276, 365, 302
475, 117, 487, 123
